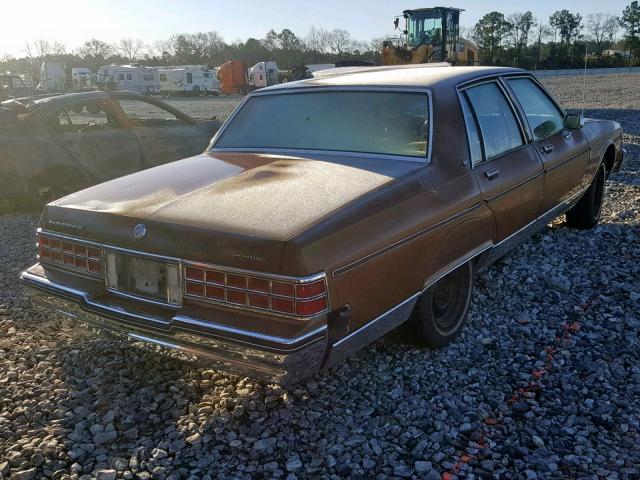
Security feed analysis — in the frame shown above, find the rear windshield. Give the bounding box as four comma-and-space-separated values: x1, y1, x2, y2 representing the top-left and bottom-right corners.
213, 90, 430, 158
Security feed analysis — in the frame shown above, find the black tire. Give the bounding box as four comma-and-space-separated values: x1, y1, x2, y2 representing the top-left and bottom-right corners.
566, 163, 605, 229
402, 261, 474, 349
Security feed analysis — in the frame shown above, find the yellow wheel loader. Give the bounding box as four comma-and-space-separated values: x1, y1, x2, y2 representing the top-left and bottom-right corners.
382, 7, 479, 66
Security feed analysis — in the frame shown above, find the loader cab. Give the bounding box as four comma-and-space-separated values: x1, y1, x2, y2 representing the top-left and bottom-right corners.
401, 7, 462, 63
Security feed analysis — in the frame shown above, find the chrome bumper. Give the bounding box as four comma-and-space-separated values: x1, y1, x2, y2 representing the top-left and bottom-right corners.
20, 268, 328, 386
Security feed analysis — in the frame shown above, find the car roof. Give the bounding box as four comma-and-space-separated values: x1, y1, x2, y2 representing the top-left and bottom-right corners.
261, 64, 526, 93
29, 90, 146, 108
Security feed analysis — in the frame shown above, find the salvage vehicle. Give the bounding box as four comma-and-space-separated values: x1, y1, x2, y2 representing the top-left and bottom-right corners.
0, 91, 221, 211
21, 65, 625, 385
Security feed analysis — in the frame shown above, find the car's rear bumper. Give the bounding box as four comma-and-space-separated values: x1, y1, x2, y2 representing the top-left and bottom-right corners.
20, 267, 328, 386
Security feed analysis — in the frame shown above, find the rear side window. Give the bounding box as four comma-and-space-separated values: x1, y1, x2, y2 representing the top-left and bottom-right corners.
508, 78, 564, 139
459, 93, 483, 166
464, 82, 524, 160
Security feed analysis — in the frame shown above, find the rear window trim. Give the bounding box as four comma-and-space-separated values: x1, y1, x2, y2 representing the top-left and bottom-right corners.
209, 86, 434, 164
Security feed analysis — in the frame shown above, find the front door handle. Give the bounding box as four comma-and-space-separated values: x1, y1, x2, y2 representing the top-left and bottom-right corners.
563, 131, 572, 140
541, 144, 554, 154
485, 167, 500, 180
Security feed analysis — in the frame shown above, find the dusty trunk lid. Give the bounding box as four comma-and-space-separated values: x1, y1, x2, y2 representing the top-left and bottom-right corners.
42, 151, 421, 273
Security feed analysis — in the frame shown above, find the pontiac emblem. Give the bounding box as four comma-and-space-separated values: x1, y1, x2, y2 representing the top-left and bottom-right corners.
133, 224, 147, 240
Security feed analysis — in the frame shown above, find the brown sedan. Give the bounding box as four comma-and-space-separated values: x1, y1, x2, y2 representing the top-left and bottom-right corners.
20, 65, 625, 385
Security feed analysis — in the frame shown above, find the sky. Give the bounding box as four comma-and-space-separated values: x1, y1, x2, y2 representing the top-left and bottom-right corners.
0, 0, 632, 58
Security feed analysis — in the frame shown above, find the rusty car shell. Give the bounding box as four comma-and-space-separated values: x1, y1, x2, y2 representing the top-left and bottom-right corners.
0, 91, 221, 210
20, 65, 625, 385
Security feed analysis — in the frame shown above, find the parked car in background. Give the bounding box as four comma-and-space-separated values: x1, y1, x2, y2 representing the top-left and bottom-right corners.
21, 65, 624, 385
0, 74, 33, 101
0, 91, 221, 211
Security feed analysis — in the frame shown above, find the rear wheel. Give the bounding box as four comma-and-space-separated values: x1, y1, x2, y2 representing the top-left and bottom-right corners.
566, 163, 605, 229
402, 261, 474, 349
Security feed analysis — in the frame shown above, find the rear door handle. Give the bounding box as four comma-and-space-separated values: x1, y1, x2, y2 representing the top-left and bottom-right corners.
485, 167, 500, 180
563, 132, 572, 140
541, 144, 554, 154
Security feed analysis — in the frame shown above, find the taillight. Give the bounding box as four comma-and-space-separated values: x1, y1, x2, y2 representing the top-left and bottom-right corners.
37, 232, 102, 275
183, 264, 328, 318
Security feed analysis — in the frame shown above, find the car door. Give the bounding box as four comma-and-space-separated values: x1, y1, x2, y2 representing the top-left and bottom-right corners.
114, 96, 204, 168
43, 98, 144, 183
505, 76, 590, 212
460, 80, 544, 242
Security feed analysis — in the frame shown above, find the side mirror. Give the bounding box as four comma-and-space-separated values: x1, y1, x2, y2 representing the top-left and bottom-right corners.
564, 113, 582, 130
394, 18, 400, 29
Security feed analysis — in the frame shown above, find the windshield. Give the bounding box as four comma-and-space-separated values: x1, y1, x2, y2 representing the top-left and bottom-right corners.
214, 90, 430, 158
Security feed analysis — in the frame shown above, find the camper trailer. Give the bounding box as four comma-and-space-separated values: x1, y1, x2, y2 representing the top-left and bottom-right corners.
37, 61, 68, 92
247, 61, 279, 89
97, 64, 160, 94
71, 67, 95, 91
159, 66, 220, 96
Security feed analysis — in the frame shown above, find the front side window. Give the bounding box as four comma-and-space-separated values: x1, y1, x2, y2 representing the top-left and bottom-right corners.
508, 77, 565, 139
464, 82, 523, 160
47, 101, 117, 133
214, 91, 430, 158
117, 98, 183, 126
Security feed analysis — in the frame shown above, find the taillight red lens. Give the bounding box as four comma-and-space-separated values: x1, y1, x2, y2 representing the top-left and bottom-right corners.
295, 280, 326, 299
186, 266, 204, 281
272, 281, 295, 297
296, 297, 328, 316
37, 233, 102, 275
227, 274, 247, 289
183, 264, 328, 318
272, 297, 295, 314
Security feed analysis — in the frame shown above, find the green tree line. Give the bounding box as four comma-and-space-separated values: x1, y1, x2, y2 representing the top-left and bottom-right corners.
1, 2, 639, 74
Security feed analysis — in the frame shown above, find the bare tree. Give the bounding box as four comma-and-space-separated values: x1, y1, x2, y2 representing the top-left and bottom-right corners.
76, 39, 113, 58
115, 38, 144, 62
305, 26, 330, 53
534, 23, 554, 69
50, 41, 67, 55
603, 15, 620, 43
587, 13, 619, 52
327, 29, 351, 63
27, 39, 50, 57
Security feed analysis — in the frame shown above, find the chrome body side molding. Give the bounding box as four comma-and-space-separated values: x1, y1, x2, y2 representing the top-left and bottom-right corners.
324, 293, 420, 368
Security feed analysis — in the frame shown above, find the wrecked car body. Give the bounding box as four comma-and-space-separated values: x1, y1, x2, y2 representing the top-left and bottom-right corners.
0, 91, 221, 211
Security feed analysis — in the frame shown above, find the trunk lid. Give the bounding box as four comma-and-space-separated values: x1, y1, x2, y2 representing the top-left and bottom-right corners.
43, 151, 421, 272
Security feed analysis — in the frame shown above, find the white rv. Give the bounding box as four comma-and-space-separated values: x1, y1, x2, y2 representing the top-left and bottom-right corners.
97, 64, 160, 94
71, 67, 95, 90
158, 65, 220, 96
247, 61, 279, 89
37, 61, 67, 92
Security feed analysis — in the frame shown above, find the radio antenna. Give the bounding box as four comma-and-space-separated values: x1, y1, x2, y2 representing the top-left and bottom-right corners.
582, 38, 588, 118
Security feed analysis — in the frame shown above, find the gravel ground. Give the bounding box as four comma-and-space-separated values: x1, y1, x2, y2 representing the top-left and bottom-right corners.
0, 75, 639, 480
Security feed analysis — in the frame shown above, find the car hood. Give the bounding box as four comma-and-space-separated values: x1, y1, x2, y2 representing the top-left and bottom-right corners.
43, 151, 422, 272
